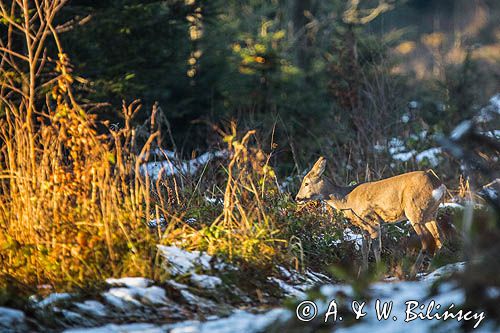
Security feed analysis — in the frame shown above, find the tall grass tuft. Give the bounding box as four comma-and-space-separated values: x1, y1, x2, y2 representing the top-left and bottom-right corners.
160, 122, 285, 264
0, 54, 157, 289
0, 1, 288, 291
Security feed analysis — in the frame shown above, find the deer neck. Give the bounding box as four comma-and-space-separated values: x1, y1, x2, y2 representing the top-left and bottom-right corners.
322, 178, 353, 210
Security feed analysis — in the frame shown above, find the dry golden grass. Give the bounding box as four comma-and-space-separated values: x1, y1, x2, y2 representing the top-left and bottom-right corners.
0, 45, 286, 288
0, 55, 285, 289
0, 54, 159, 288
158, 122, 285, 264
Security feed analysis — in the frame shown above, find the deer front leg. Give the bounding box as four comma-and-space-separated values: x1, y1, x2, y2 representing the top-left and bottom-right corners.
370, 225, 382, 264
361, 232, 370, 271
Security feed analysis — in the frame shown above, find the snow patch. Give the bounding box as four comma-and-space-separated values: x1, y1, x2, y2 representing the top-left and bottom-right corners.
32, 292, 72, 308
408, 100, 420, 109
190, 273, 223, 289
451, 120, 472, 140
102, 288, 143, 309
65, 310, 291, 333
388, 138, 406, 154
481, 129, 500, 138
0, 307, 25, 330
65, 323, 164, 333
140, 150, 227, 180
373, 143, 385, 152
204, 196, 223, 205
168, 309, 292, 333
481, 187, 498, 200
392, 150, 416, 162
342, 228, 364, 250
422, 262, 466, 281
157, 245, 212, 275
439, 202, 464, 209
147, 217, 167, 230
73, 300, 108, 317
106, 277, 152, 288
268, 277, 307, 298
401, 114, 410, 123
416, 147, 442, 166
477, 93, 500, 122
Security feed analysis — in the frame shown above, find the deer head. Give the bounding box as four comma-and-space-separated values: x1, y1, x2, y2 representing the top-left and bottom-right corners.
295, 156, 333, 203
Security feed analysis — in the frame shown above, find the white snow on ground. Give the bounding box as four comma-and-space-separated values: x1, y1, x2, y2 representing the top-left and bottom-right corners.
490, 94, 500, 111
138, 148, 177, 161
480, 179, 499, 201
167, 309, 292, 333
0, 307, 26, 330
439, 202, 465, 209
422, 261, 465, 281
451, 120, 472, 140
411, 130, 428, 141
482, 187, 498, 200
373, 143, 385, 152
140, 150, 227, 180
481, 129, 500, 138
73, 300, 108, 317
103, 285, 169, 309
178, 263, 471, 333
342, 228, 364, 250
408, 101, 420, 109
6, 244, 488, 333
65, 323, 165, 333
416, 147, 442, 166
486, 287, 500, 299
388, 138, 407, 155
277, 265, 293, 279
106, 277, 152, 288
204, 196, 223, 205
256, 261, 485, 333
268, 277, 307, 298
102, 288, 143, 309
190, 273, 223, 289
388, 142, 443, 166
61, 309, 86, 323
60, 263, 481, 333
148, 217, 167, 230
306, 270, 331, 283
381, 136, 444, 166
157, 245, 212, 275
31, 292, 72, 308
477, 93, 500, 122
64, 309, 292, 333
329, 264, 475, 333
392, 150, 416, 162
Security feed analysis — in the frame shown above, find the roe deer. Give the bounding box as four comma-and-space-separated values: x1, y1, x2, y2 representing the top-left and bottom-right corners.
295, 157, 445, 272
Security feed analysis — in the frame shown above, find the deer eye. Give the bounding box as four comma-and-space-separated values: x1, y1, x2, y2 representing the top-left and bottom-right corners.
305, 182, 309, 186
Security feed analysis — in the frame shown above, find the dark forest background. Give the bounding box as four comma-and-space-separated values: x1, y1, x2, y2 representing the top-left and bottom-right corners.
52, 0, 500, 178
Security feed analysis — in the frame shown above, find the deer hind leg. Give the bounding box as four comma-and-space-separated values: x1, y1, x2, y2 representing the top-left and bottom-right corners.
411, 223, 436, 272
425, 220, 442, 250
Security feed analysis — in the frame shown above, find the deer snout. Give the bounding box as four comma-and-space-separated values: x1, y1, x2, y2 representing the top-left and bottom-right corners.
295, 195, 310, 204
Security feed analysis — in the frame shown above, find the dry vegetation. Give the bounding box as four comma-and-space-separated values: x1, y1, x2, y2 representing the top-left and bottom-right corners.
0, 1, 497, 307
0, 1, 281, 291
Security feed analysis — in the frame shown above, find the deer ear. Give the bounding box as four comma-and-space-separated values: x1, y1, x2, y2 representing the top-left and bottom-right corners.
311, 156, 326, 177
